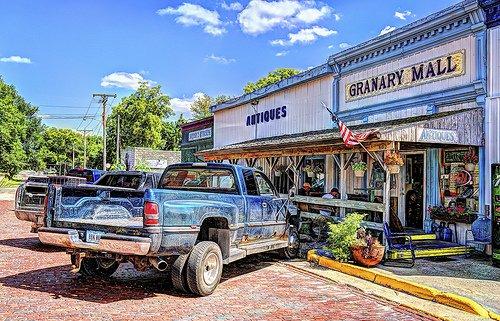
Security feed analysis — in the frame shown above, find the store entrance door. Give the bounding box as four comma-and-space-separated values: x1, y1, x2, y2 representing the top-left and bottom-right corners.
401, 153, 425, 230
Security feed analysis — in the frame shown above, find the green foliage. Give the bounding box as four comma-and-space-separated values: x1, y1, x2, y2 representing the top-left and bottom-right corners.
163, 114, 187, 151
0, 77, 44, 177
0, 177, 23, 188
134, 160, 151, 172
243, 68, 300, 94
325, 213, 365, 262
190, 93, 212, 120
110, 163, 125, 171
351, 161, 367, 172
106, 83, 174, 161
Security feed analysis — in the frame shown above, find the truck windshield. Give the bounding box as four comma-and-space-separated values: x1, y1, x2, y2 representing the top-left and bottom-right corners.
159, 168, 237, 194
95, 174, 143, 189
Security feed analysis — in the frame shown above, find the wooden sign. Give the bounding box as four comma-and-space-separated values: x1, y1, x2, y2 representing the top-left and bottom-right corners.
345, 50, 465, 102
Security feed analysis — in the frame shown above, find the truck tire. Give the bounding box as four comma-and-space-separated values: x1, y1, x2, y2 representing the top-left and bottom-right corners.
79, 257, 119, 277
280, 226, 300, 259
171, 254, 190, 293
186, 241, 223, 296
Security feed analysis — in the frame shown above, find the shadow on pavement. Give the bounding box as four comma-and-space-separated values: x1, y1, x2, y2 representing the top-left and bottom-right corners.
0, 254, 277, 303
0, 237, 64, 253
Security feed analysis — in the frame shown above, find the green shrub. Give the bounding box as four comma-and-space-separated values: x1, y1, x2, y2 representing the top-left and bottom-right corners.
325, 213, 365, 262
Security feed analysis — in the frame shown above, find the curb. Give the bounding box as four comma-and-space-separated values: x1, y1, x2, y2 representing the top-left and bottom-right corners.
307, 250, 499, 320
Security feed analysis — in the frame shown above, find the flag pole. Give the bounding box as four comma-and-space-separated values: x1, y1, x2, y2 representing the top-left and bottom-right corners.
321, 102, 387, 171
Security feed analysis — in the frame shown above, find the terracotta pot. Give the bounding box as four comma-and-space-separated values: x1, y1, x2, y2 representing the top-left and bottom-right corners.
354, 170, 365, 178
350, 245, 385, 267
387, 164, 401, 174
465, 163, 476, 172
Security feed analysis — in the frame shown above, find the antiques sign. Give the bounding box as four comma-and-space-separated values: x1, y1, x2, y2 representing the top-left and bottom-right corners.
416, 128, 459, 144
188, 128, 212, 141
345, 50, 465, 102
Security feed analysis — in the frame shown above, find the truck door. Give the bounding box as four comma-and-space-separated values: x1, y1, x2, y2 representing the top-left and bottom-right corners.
254, 172, 286, 239
242, 169, 264, 241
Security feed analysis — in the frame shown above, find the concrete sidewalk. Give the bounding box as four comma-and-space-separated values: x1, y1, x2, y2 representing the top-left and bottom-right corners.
373, 256, 500, 314
0, 188, 16, 201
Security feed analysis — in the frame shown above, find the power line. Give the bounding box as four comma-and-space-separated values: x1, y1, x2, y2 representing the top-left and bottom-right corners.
38, 104, 100, 109
39, 114, 97, 120
76, 97, 96, 131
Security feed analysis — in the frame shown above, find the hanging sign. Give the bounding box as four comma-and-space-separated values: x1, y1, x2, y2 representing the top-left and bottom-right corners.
188, 128, 212, 141
345, 50, 465, 102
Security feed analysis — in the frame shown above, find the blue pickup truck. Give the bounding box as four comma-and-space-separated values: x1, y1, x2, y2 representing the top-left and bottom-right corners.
39, 163, 298, 296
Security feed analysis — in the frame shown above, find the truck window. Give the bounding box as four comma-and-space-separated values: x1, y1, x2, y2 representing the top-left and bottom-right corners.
243, 169, 258, 196
95, 174, 143, 189
254, 172, 275, 196
159, 168, 237, 194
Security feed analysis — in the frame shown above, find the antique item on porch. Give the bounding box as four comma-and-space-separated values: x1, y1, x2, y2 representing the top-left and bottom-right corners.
303, 164, 316, 178
463, 148, 478, 172
471, 216, 492, 243
350, 227, 384, 267
352, 161, 367, 178
384, 150, 404, 174
428, 205, 477, 224
325, 213, 365, 262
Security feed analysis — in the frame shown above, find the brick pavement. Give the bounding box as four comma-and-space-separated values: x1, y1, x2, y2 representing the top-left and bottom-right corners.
0, 200, 437, 321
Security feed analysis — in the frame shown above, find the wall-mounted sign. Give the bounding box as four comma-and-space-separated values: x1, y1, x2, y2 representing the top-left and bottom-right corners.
345, 50, 465, 102
416, 128, 459, 144
246, 106, 287, 126
444, 150, 468, 163
188, 128, 212, 141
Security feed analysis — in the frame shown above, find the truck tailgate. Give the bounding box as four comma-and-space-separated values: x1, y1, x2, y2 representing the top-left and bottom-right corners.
50, 185, 146, 230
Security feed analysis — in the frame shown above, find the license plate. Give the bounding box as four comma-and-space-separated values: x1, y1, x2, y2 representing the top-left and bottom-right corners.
85, 230, 104, 244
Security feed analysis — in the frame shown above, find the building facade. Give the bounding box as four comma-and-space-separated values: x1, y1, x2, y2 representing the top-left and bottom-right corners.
200, 0, 497, 246
180, 116, 214, 162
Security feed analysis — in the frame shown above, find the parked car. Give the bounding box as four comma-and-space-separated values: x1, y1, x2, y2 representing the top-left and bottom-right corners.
66, 168, 105, 183
14, 175, 87, 232
93, 171, 161, 190
38, 163, 299, 296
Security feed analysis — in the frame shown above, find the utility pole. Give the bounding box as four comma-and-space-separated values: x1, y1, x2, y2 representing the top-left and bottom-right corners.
79, 129, 92, 168
116, 114, 120, 164
72, 144, 75, 168
93, 93, 116, 170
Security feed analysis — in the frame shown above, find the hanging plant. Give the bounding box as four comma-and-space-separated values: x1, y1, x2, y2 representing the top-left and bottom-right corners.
384, 151, 404, 174
352, 161, 367, 178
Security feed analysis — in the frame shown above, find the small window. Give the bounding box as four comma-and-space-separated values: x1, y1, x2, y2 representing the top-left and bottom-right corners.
144, 176, 154, 189
243, 169, 258, 196
255, 172, 275, 196
159, 168, 237, 194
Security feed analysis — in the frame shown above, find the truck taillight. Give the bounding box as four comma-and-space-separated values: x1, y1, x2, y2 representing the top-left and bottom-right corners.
144, 201, 159, 226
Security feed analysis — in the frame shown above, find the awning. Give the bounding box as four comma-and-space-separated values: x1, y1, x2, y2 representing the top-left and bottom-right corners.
198, 108, 483, 160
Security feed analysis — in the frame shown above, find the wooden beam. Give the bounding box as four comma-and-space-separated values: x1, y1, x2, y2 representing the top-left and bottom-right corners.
291, 195, 385, 212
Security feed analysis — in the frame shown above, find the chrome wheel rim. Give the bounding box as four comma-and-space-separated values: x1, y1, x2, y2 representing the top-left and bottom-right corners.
203, 252, 219, 286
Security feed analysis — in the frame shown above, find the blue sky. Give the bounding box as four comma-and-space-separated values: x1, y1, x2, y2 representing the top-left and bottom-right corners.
0, 0, 458, 132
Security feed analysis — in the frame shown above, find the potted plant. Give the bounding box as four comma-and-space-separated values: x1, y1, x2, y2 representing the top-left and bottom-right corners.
352, 161, 367, 178
325, 213, 365, 262
350, 227, 385, 267
303, 164, 315, 178
384, 150, 404, 174
463, 148, 478, 172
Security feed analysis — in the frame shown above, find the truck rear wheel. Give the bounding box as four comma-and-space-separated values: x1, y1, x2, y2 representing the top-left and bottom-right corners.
186, 241, 223, 296
171, 254, 190, 293
78, 257, 119, 277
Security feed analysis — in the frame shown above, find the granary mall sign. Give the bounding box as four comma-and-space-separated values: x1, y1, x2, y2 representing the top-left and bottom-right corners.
345, 50, 465, 102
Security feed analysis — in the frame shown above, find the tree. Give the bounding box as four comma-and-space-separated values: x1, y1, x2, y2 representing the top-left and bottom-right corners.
106, 83, 174, 161
190, 93, 212, 120
0, 77, 44, 177
163, 114, 187, 151
243, 68, 300, 94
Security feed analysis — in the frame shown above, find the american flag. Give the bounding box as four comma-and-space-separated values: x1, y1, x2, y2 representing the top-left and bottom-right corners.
331, 114, 373, 147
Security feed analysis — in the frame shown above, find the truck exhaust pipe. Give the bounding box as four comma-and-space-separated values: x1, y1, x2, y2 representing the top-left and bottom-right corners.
149, 257, 168, 271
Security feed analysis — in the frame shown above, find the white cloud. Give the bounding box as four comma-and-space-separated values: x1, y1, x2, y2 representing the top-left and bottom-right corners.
157, 3, 226, 36
328, 44, 334, 49
339, 42, 351, 49
394, 10, 412, 20
204, 54, 236, 64
271, 26, 337, 46
276, 50, 289, 57
238, 0, 333, 35
0, 56, 31, 64
170, 92, 205, 116
333, 13, 341, 21
221, 1, 243, 11
101, 72, 155, 90
379, 25, 396, 36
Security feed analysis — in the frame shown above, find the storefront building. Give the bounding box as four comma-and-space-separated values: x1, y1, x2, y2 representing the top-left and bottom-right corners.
180, 116, 214, 162
199, 0, 497, 246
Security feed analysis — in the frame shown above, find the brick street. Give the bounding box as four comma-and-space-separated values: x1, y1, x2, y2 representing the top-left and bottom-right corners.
0, 200, 437, 321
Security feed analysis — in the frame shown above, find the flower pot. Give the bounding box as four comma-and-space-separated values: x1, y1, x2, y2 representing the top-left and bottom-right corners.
306, 171, 315, 178
387, 164, 401, 174
350, 245, 385, 267
465, 163, 476, 172
354, 170, 365, 178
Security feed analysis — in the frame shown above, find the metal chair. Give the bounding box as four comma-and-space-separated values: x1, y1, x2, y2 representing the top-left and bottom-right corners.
382, 222, 416, 267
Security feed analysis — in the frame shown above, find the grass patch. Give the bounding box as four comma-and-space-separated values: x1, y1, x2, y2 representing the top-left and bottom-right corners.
0, 177, 23, 188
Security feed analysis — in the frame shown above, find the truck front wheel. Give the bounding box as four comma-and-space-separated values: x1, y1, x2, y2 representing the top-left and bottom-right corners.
186, 241, 223, 296
78, 257, 119, 277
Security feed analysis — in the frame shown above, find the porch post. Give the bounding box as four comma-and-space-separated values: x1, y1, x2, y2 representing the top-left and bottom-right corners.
339, 154, 347, 218
383, 169, 391, 243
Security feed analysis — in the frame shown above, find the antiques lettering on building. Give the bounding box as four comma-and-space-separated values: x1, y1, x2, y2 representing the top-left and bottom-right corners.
246, 106, 287, 126
346, 50, 465, 101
